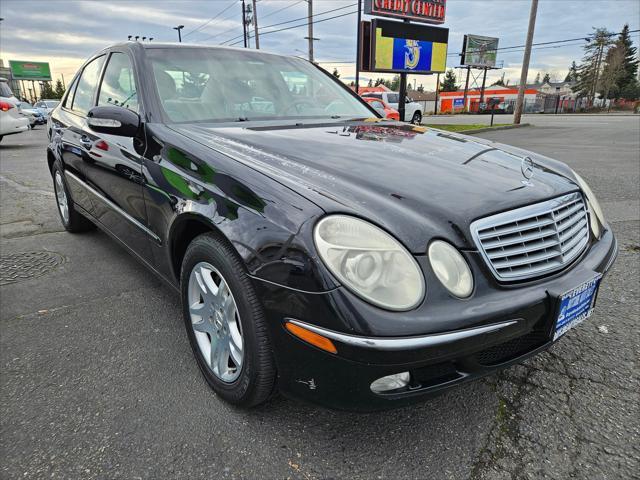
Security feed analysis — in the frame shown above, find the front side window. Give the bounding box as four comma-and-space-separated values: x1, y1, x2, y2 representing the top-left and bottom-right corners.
71, 55, 105, 115
98, 52, 138, 112
386, 93, 399, 104
146, 47, 371, 123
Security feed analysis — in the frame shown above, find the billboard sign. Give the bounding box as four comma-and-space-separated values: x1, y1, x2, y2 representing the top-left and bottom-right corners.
371, 19, 448, 74
9, 60, 52, 81
364, 0, 446, 24
461, 35, 499, 67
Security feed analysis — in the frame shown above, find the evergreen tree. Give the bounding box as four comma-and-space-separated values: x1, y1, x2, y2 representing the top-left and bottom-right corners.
388, 75, 400, 91
564, 61, 578, 82
417, 84, 424, 92
367, 79, 373, 87
39, 82, 55, 99
573, 27, 613, 101
440, 69, 459, 91
53, 79, 65, 99
542, 73, 551, 83
599, 43, 625, 99
534, 72, 541, 84
331, 68, 340, 79
615, 24, 639, 100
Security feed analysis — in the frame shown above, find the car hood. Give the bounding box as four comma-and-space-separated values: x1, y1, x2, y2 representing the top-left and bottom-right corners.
172, 121, 578, 252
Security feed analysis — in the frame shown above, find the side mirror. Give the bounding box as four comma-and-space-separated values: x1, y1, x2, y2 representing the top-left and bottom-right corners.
87, 106, 140, 137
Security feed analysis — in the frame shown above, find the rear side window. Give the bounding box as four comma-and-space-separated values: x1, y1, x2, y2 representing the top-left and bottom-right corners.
386, 93, 399, 103
71, 55, 105, 115
98, 52, 138, 112
62, 77, 78, 109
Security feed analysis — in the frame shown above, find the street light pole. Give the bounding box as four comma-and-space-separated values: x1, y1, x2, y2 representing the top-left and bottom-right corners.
173, 25, 184, 42
513, 0, 538, 124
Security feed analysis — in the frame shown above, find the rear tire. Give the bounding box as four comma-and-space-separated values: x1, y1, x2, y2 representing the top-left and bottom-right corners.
180, 233, 276, 408
411, 111, 422, 124
51, 162, 95, 233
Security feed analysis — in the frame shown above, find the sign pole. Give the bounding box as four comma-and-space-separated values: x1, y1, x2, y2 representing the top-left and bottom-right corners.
354, 0, 362, 93
479, 67, 487, 104
398, 18, 410, 122
434, 72, 440, 115
462, 66, 470, 113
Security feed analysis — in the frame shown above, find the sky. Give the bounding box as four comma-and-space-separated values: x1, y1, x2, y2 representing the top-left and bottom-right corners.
1, 0, 638, 94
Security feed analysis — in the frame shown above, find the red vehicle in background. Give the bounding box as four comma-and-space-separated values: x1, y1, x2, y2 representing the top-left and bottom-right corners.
362, 97, 400, 121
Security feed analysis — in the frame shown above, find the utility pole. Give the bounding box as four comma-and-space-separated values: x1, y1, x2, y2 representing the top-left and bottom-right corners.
241, 0, 248, 48
252, 0, 259, 49
513, 0, 538, 124
305, 0, 316, 62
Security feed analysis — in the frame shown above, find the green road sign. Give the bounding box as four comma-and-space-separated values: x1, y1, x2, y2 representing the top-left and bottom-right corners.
9, 60, 52, 81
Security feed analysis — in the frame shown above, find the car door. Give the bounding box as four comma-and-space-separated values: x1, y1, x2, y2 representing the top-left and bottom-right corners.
51, 55, 106, 214
80, 50, 154, 261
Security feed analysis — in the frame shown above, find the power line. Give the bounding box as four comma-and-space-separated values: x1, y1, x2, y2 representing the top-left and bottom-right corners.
260, 0, 304, 20
219, 3, 356, 45
227, 9, 358, 46
183, 1, 239, 38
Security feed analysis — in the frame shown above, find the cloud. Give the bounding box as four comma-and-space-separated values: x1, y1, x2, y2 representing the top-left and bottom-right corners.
0, 0, 638, 89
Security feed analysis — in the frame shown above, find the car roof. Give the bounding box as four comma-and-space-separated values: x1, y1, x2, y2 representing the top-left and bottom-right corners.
106, 41, 295, 60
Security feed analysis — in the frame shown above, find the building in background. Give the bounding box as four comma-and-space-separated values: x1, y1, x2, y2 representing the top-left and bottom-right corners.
0, 60, 21, 97
438, 85, 539, 113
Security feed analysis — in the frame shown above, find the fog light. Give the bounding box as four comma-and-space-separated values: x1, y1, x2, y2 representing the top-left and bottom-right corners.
370, 372, 410, 393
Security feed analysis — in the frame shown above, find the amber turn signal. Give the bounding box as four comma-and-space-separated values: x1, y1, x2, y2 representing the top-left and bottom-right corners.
285, 322, 337, 354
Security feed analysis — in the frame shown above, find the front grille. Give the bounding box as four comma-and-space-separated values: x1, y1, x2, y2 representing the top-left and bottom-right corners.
471, 193, 590, 281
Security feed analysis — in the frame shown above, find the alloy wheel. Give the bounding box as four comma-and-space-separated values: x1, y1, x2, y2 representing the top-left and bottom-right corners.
54, 171, 69, 224
187, 261, 244, 383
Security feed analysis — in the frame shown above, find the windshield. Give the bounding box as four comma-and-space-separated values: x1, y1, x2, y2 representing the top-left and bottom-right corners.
0, 81, 14, 98
44, 101, 59, 108
146, 47, 372, 123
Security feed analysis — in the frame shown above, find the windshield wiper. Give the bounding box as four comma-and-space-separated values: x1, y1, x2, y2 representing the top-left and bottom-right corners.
236, 116, 250, 122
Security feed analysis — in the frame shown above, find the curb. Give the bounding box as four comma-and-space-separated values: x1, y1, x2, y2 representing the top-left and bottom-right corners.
462, 123, 531, 135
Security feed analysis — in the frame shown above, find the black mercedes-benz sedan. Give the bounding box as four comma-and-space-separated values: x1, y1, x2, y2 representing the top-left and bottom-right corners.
46, 42, 617, 410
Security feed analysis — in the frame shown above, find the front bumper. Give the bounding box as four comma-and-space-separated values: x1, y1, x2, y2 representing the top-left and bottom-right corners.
256, 228, 618, 411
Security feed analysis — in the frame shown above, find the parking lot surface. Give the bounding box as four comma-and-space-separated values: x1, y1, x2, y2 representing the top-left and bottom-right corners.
1, 115, 639, 479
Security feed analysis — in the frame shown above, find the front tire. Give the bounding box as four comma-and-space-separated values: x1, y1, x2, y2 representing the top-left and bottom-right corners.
180, 233, 276, 407
411, 111, 422, 124
51, 162, 95, 233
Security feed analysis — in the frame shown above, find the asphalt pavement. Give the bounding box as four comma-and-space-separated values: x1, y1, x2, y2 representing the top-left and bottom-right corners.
1, 114, 639, 480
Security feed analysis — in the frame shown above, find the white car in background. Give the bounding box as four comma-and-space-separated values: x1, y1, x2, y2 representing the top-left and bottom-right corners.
0, 78, 29, 142
33, 99, 60, 118
363, 91, 423, 124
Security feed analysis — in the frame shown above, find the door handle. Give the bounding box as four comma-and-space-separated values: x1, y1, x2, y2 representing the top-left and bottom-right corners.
79, 136, 93, 149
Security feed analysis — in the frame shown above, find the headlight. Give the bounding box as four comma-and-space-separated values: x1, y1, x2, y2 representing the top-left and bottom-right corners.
573, 172, 605, 238
428, 240, 474, 298
314, 215, 425, 311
